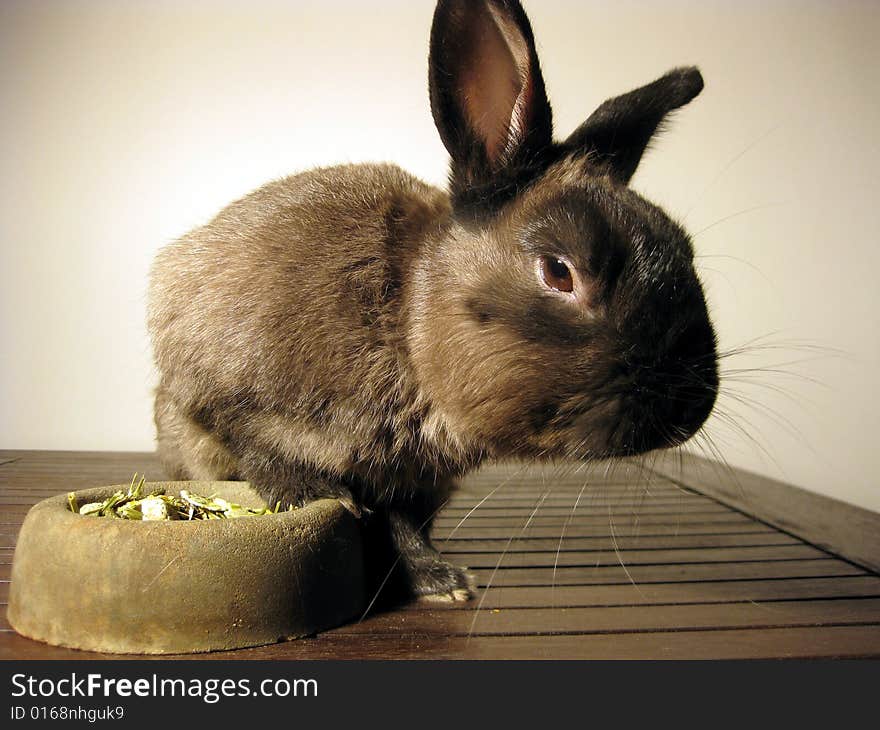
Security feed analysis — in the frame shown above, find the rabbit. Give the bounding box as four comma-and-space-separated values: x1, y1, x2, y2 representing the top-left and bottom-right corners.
148, 0, 718, 604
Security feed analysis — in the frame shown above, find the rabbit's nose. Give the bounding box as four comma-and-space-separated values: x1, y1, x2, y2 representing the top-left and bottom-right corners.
612, 316, 718, 455
646, 320, 719, 447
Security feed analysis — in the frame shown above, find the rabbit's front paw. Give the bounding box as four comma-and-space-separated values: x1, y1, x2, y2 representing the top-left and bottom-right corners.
410, 559, 475, 602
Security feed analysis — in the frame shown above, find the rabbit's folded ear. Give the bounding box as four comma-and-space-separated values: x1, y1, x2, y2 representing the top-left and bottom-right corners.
565, 67, 704, 185
429, 0, 553, 203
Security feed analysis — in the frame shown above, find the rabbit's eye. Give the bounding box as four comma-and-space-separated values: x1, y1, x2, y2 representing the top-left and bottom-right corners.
539, 256, 574, 293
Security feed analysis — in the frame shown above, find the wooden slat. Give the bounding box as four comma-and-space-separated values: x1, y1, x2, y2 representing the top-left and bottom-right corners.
451, 486, 700, 497
439, 505, 734, 517
449, 491, 702, 501
0, 506, 47, 515
337, 598, 880, 636
446, 544, 826, 568
432, 514, 758, 527
405, 576, 880, 609
464, 559, 864, 587
5, 626, 879, 660
453, 485, 690, 497
0, 449, 163, 466
438, 533, 800, 552
449, 493, 699, 505
652, 451, 880, 573
432, 524, 780, 539
258, 625, 880, 659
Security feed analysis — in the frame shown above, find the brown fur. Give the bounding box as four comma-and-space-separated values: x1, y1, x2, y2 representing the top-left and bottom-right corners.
149, 165, 471, 495
147, 1, 718, 602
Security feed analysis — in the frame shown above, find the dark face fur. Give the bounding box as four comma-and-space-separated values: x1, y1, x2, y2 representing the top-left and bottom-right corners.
410, 0, 718, 461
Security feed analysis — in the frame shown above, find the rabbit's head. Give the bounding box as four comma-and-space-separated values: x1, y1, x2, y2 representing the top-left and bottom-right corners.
407, 0, 718, 461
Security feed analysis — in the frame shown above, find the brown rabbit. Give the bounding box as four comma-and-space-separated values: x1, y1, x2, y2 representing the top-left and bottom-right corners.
148, 0, 718, 602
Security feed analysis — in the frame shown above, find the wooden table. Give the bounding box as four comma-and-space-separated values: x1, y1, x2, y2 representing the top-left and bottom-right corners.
2, 450, 879, 659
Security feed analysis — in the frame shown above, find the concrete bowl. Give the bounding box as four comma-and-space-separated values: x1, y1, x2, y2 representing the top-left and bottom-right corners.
7, 482, 365, 654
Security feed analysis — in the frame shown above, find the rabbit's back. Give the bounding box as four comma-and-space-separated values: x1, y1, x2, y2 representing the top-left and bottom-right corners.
149, 163, 453, 488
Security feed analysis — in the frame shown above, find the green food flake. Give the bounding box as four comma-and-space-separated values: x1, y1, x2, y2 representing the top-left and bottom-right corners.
97, 490, 127, 516
117, 501, 144, 520
128, 473, 147, 501
139, 496, 170, 521
180, 489, 225, 515
79, 502, 104, 517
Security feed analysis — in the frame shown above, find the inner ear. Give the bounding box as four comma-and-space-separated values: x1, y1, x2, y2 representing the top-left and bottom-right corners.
460, 3, 533, 165
429, 0, 554, 216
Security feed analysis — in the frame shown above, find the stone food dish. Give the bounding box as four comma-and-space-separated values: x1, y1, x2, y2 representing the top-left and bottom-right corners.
7, 481, 365, 654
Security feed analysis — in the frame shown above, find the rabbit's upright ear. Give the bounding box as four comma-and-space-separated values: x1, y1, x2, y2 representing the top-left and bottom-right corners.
565, 67, 704, 185
429, 0, 553, 207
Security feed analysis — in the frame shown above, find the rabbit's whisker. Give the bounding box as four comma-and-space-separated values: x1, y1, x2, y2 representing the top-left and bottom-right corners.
467, 482, 553, 642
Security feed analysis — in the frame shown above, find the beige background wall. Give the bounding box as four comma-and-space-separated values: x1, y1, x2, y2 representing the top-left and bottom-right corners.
2, 0, 878, 511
